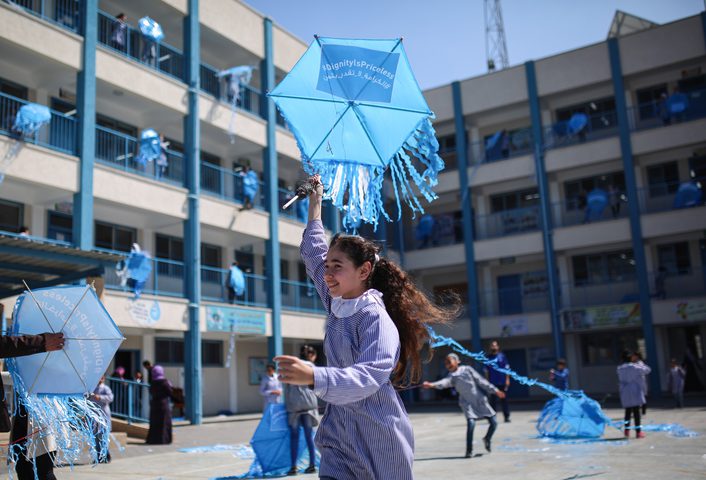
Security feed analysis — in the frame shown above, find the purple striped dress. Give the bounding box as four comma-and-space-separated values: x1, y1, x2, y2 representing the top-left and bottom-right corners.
301, 220, 414, 480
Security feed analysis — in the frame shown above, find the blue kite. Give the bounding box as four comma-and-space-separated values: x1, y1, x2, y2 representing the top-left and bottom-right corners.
138, 16, 164, 42
269, 36, 444, 230
13, 103, 51, 136
7, 285, 124, 469
136, 128, 161, 166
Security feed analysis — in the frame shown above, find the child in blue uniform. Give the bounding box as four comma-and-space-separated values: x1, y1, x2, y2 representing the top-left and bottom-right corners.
275, 176, 456, 480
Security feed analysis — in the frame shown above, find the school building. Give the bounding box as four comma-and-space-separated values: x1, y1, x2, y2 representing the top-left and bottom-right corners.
0, 1, 704, 421
407, 11, 706, 400
0, 0, 337, 421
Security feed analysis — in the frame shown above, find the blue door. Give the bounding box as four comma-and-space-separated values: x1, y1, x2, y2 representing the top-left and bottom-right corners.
504, 348, 529, 398
497, 274, 522, 315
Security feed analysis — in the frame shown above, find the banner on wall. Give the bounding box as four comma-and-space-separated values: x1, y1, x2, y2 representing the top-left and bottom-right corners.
562, 303, 641, 332
126, 299, 161, 326
499, 317, 529, 337
675, 300, 706, 322
206, 305, 267, 335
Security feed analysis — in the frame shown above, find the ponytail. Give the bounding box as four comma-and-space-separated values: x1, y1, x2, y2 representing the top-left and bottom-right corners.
329, 234, 459, 386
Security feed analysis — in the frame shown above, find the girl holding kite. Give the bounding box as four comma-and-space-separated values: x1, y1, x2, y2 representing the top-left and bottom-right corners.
275, 176, 456, 480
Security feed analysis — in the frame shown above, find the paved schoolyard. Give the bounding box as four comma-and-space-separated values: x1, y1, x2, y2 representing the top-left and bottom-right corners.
52, 402, 706, 479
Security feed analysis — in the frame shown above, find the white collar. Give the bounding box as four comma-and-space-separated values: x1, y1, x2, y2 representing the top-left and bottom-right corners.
331, 289, 384, 318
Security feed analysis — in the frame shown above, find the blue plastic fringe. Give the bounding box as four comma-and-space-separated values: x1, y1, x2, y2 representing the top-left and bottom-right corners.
210, 452, 321, 480
6, 358, 110, 478
298, 117, 445, 231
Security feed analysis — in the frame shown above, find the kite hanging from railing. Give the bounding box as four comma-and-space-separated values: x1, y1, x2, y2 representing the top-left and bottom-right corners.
269, 36, 445, 231
6, 285, 124, 472
1, 103, 52, 185
216, 65, 255, 143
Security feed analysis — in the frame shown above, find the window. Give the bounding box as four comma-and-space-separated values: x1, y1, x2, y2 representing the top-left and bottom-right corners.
235, 249, 255, 274
556, 97, 617, 132
490, 188, 539, 213
564, 172, 625, 210
572, 249, 635, 285
96, 114, 137, 137
433, 283, 468, 305
202, 340, 223, 367
201, 243, 222, 283
94, 221, 136, 252
47, 211, 73, 243
636, 84, 668, 120
438, 134, 456, 154
0, 199, 23, 233
200, 151, 222, 194
580, 329, 643, 366
647, 162, 679, 197
155, 338, 223, 366
0, 77, 28, 100
657, 242, 691, 275
155, 338, 184, 364
155, 234, 184, 277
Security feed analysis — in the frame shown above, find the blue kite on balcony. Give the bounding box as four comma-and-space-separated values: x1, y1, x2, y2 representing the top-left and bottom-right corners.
138, 16, 164, 42
116, 243, 152, 298
136, 129, 161, 167
13, 103, 51, 137
673, 181, 702, 209
216, 65, 255, 143
7, 285, 124, 471
269, 36, 445, 230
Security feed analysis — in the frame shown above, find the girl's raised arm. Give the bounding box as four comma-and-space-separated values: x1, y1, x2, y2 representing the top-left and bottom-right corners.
300, 176, 331, 310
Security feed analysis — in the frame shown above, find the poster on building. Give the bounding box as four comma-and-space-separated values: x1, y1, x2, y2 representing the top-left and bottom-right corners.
499, 317, 529, 336
249, 357, 268, 385
206, 305, 267, 335
126, 299, 161, 326
675, 300, 706, 322
562, 303, 641, 332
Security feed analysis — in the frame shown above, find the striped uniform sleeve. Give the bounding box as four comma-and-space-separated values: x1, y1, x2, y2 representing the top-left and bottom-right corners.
300, 219, 331, 311
313, 311, 398, 405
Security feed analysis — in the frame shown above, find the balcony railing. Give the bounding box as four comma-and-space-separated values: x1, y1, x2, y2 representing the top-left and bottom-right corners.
107, 376, 149, 424
199, 63, 263, 117
544, 109, 619, 150
281, 279, 326, 314
102, 252, 185, 298
647, 267, 706, 300
9, 0, 80, 32
475, 205, 541, 240
628, 88, 706, 132
200, 266, 268, 308
403, 214, 464, 252
200, 163, 265, 209
0, 92, 77, 155
478, 285, 550, 317
637, 181, 705, 214
561, 278, 638, 309
97, 10, 185, 82
95, 125, 184, 185
552, 192, 629, 228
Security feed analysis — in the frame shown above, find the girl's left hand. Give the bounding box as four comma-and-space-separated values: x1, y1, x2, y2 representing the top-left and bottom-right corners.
274, 355, 315, 386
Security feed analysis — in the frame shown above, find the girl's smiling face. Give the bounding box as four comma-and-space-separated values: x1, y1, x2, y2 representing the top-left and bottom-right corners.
324, 247, 373, 299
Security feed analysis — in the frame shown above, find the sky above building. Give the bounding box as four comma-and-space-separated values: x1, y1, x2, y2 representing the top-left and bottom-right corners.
243, 0, 705, 89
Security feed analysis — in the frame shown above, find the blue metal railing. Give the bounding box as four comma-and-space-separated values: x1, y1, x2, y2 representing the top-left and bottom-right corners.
101, 251, 186, 298
97, 10, 185, 82
281, 279, 326, 314
106, 376, 149, 424
199, 63, 263, 117
551, 193, 629, 228
402, 214, 464, 252
543, 109, 619, 150
0, 92, 77, 155
9, 0, 80, 32
478, 284, 551, 317
95, 125, 184, 185
628, 88, 706, 132
475, 205, 541, 240
647, 267, 706, 300
201, 266, 269, 308
637, 181, 705, 214
200, 162, 265, 208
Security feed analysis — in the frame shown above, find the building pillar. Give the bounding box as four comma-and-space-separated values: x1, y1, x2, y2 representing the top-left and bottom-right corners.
525, 61, 564, 359
452, 81, 481, 352
608, 37, 661, 396
262, 18, 282, 359
72, 0, 97, 249
183, 0, 202, 424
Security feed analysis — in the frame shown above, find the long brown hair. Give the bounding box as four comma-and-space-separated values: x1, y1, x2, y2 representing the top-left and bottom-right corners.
329, 234, 459, 386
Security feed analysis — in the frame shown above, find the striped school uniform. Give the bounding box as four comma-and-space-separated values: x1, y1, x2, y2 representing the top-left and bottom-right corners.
301, 220, 414, 480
